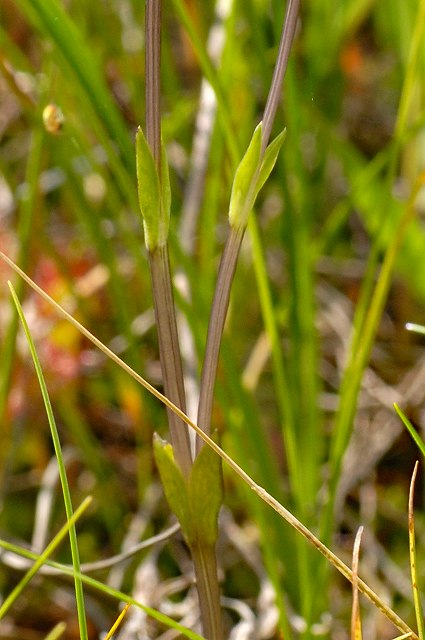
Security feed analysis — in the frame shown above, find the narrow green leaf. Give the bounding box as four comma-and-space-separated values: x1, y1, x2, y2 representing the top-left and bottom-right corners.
0, 539, 204, 640
188, 441, 223, 547
0, 496, 92, 620
255, 128, 286, 197
136, 127, 160, 250
228, 122, 262, 229
394, 403, 425, 459
8, 283, 88, 640
153, 434, 191, 538
42, 622, 67, 640
228, 124, 286, 231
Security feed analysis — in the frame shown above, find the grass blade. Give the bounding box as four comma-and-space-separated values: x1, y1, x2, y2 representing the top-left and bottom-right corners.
0, 539, 205, 640
42, 622, 67, 640
8, 283, 89, 640
408, 462, 425, 640
0, 496, 92, 619
394, 403, 425, 459
351, 527, 364, 640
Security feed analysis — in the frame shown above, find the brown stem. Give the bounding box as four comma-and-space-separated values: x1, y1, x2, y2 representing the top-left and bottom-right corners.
196, 227, 244, 452
261, 0, 300, 154
144, 0, 192, 475
191, 544, 223, 639
145, 0, 161, 168
196, 2, 300, 453
149, 246, 192, 477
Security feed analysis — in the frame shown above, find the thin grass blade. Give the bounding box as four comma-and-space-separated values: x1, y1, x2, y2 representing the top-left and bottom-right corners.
408, 462, 425, 640
8, 283, 89, 640
0, 539, 205, 640
351, 527, 363, 640
42, 622, 67, 640
0, 497, 91, 619
394, 403, 425, 459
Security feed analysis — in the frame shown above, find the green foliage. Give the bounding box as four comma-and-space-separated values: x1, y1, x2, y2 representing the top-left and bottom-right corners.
228, 123, 286, 230
153, 435, 191, 536
2, 0, 425, 638
153, 435, 223, 548
136, 129, 171, 250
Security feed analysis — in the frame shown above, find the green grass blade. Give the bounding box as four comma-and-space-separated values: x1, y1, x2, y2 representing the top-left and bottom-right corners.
394, 403, 425, 459
323, 172, 425, 546
8, 283, 89, 640
42, 622, 67, 640
0, 539, 205, 640
0, 496, 92, 619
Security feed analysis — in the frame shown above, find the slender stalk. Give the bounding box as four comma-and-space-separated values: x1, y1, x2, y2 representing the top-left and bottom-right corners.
144, 0, 192, 476
409, 462, 425, 640
196, 226, 243, 449
191, 544, 222, 639
261, 0, 300, 153
145, 0, 161, 168
196, 1, 300, 449
144, 3, 222, 636
149, 245, 192, 476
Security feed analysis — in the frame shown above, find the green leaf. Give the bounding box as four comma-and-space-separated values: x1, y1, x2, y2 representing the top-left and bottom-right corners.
8, 283, 89, 640
394, 403, 425, 459
188, 440, 223, 547
136, 128, 161, 250
153, 435, 191, 537
255, 128, 286, 198
228, 124, 286, 231
228, 122, 262, 229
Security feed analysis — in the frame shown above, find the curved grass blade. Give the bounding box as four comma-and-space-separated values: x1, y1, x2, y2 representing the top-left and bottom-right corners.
0, 538, 204, 640
8, 283, 89, 640
0, 497, 91, 620
394, 403, 425, 459
104, 603, 131, 640
408, 462, 425, 640
351, 527, 363, 640
42, 622, 67, 640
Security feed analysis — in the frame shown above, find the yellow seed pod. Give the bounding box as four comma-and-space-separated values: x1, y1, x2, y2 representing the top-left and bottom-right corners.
42, 104, 64, 134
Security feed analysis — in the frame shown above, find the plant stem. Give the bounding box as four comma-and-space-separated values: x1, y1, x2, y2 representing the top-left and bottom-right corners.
145, 0, 192, 476
149, 246, 192, 476
196, 0, 300, 451
261, 0, 300, 153
145, 0, 161, 168
144, 3, 223, 636
191, 544, 223, 639
196, 226, 243, 450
